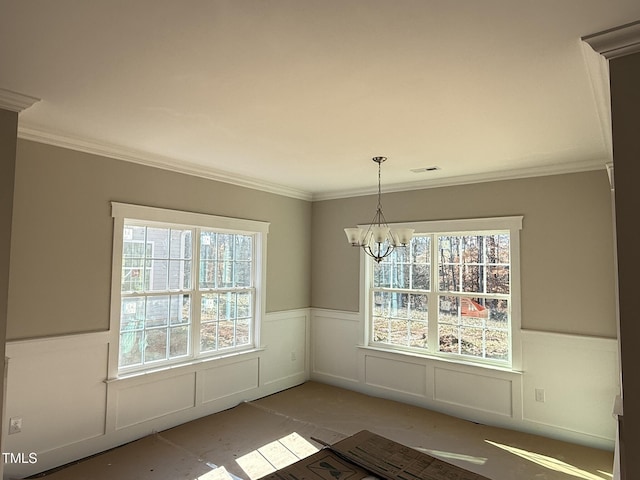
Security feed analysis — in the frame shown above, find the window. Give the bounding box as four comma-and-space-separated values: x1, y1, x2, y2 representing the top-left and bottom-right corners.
110, 203, 269, 375
368, 216, 521, 368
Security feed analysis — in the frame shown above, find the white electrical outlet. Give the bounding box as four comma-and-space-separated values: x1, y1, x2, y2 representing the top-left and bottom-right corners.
9, 417, 22, 434
290, 351, 297, 361
535, 388, 546, 403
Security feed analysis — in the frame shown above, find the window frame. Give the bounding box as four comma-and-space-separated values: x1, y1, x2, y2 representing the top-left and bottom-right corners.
362, 216, 523, 371
108, 202, 269, 378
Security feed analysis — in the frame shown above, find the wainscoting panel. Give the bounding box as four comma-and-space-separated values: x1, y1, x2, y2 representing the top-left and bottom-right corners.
521, 330, 619, 444
260, 310, 308, 387
4, 332, 109, 455
115, 372, 197, 429
310, 308, 619, 451
311, 310, 360, 383
3, 308, 310, 479
201, 357, 259, 404
364, 354, 426, 397
433, 367, 512, 417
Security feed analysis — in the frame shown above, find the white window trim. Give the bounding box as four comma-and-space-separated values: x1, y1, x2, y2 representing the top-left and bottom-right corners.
108, 202, 269, 379
360, 216, 523, 372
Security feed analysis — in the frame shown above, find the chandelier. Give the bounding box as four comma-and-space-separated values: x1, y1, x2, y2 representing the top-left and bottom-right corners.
344, 156, 414, 263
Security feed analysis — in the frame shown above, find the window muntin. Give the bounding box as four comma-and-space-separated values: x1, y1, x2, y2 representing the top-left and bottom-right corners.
111, 203, 268, 376
369, 220, 519, 367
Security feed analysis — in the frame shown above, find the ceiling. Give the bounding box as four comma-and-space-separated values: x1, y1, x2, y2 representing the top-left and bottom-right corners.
2, 1, 639, 200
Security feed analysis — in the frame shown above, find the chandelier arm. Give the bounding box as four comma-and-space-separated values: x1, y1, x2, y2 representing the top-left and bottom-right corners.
362, 242, 395, 263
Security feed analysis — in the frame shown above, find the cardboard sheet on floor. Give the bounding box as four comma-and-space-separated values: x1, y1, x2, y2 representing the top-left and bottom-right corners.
259, 430, 492, 480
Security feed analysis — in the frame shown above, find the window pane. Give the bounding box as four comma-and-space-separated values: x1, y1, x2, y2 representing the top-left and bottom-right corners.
170, 294, 190, 325
219, 234, 233, 257
235, 235, 253, 261
371, 291, 427, 348
169, 259, 191, 290
400, 240, 414, 261
219, 292, 235, 321
438, 324, 460, 354
486, 234, 510, 264
118, 211, 260, 373
146, 296, 169, 327
121, 297, 145, 331
237, 291, 252, 318
199, 291, 252, 354
487, 266, 509, 294
486, 298, 509, 329
411, 264, 429, 290
486, 330, 509, 361
438, 295, 460, 325
201, 322, 217, 352
169, 326, 189, 358
439, 264, 460, 292
201, 294, 218, 322
200, 260, 216, 289
219, 320, 235, 348
389, 319, 409, 345
119, 331, 143, 367
122, 258, 146, 292
389, 292, 409, 319
460, 327, 483, 357
461, 297, 489, 324
147, 259, 168, 291
438, 236, 460, 263
462, 265, 484, 293
170, 229, 192, 259
200, 231, 217, 288
462, 235, 483, 263
412, 236, 430, 262
438, 295, 509, 361
148, 227, 170, 258
373, 263, 391, 288
234, 261, 252, 287
236, 319, 251, 346
372, 316, 389, 343
408, 321, 428, 348
392, 264, 411, 289
370, 227, 512, 365
145, 329, 167, 362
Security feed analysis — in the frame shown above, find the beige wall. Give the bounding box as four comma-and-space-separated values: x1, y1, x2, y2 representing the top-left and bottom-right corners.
610, 51, 640, 480
312, 170, 617, 338
7, 139, 311, 340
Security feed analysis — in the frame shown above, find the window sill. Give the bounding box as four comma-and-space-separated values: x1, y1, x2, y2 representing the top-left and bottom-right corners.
357, 344, 522, 375
105, 346, 266, 384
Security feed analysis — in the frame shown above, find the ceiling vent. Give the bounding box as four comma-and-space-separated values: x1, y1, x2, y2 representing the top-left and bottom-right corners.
410, 166, 441, 173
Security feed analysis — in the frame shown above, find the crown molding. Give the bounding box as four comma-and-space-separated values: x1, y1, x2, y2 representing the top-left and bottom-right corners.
582, 20, 640, 59
313, 158, 608, 201
0, 88, 40, 113
580, 41, 613, 161
606, 162, 614, 191
17, 125, 313, 201
16, 125, 609, 204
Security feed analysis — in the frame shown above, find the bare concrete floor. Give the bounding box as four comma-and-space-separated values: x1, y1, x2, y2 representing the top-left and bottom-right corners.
30, 381, 614, 480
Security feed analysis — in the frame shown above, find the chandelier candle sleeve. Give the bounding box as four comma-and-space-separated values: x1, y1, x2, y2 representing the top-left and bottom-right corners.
344, 156, 414, 263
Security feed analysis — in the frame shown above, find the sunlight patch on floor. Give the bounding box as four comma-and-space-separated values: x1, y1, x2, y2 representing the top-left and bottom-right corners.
486, 440, 610, 480
236, 432, 320, 480
414, 447, 487, 466
195, 465, 238, 480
